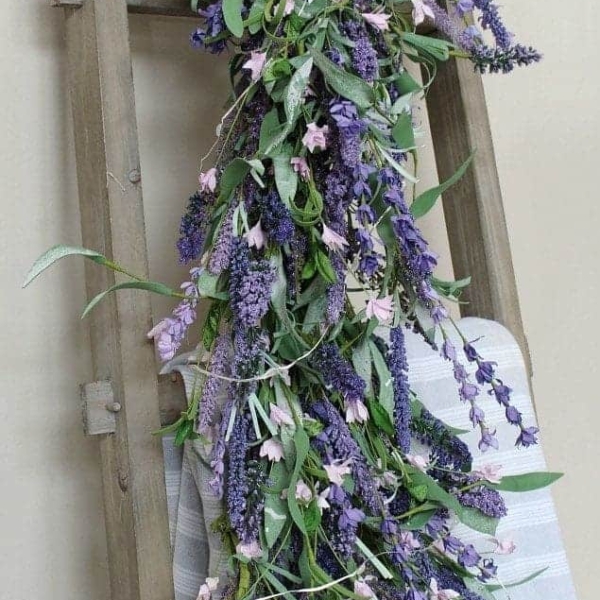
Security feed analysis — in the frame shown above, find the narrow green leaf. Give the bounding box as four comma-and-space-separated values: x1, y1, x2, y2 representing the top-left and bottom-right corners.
259, 566, 295, 600
287, 427, 310, 534
219, 158, 254, 201
465, 579, 496, 600
264, 461, 290, 548
394, 71, 421, 95
492, 472, 563, 493
369, 342, 394, 420
284, 57, 313, 125
303, 500, 321, 533
411, 153, 474, 219
315, 250, 337, 284
82, 281, 178, 318
402, 32, 453, 62
352, 342, 372, 396
309, 47, 374, 109
355, 538, 393, 579
367, 400, 394, 437
485, 567, 549, 591
222, 0, 244, 37
23, 245, 107, 288
407, 467, 463, 516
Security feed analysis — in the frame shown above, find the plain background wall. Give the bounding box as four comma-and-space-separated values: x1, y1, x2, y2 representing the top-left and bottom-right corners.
0, 0, 597, 599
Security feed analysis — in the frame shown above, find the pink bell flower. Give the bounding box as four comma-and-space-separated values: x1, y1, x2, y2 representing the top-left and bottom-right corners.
323, 459, 353, 485
322, 223, 349, 251
259, 439, 284, 462
269, 404, 295, 427
406, 453, 430, 472
198, 167, 217, 193
242, 51, 267, 82
345, 398, 370, 424
236, 540, 263, 560
429, 578, 460, 600
411, 0, 435, 25
361, 12, 391, 31
291, 156, 310, 180
365, 295, 394, 323
295, 479, 313, 504
473, 463, 503, 484
302, 122, 329, 152
245, 220, 266, 250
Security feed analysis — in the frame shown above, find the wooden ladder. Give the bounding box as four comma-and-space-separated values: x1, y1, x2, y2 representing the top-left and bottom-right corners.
52, 1, 532, 599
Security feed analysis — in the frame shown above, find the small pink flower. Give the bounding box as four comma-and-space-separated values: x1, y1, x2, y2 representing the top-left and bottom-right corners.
270, 404, 295, 427
354, 580, 376, 599
242, 51, 267, 82
302, 122, 329, 152
429, 578, 460, 600
196, 578, 219, 600
491, 537, 516, 555
236, 540, 263, 560
411, 0, 435, 25
323, 459, 353, 485
322, 223, 349, 252
345, 398, 370, 424
365, 295, 394, 323
147, 319, 169, 340
283, 0, 295, 15
406, 453, 430, 472
361, 12, 391, 31
259, 439, 284, 462
295, 479, 313, 504
473, 464, 503, 484
291, 156, 310, 180
245, 220, 266, 249
199, 167, 218, 193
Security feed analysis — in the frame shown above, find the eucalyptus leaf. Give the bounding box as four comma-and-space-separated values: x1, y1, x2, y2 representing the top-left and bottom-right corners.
411, 153, 474, 219
82, 280, 178, 318
367, 400, 394, 437
23, 245, 108, 288
314, 250, 337, 284
407, 467, 463, 516
222, 0, 244, 37
309, 47, 374, 109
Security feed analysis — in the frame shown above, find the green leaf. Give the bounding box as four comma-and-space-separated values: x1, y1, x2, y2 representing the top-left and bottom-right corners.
303, 500, 321, 533
287, 427, 310, 534
411, 153, 474, 219
459, 506, 499, 536
392, 111, 415, 151
222, 0, 244, 37
309, 47, 374, 109
409, 484, 428, 502
402, 32, 453, 62
369, 342, 394, 420
403, 506, 437, 530
259, 566, 295, 600
202, 301, 225, 351
259, 108, 283, 155
284, 57, 313, 126
393, 71, 421, 95
264, 461, 290, 548
197, 271, 229, 300
273, 144, 298, 205
302, 295, 327, 334
23, 245, 107, 288
485, 567, 549, 592
174, 419, 194, 446
407, 467, 463, 516
314, 250, 337, 284
367, 400, 394, 437
82, 280, 178, 318
465, 579, 496, 600
355, 538, 393, 580
247, 0, 265, 34
219, 158, 255, 201
492, 471, 563, 493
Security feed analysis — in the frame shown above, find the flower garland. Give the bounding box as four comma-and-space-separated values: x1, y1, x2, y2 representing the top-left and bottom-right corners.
24, 1, 559, 599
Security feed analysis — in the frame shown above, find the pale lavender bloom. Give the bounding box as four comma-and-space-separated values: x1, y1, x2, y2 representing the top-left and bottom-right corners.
406, 453, 429, 472
198, 333, 230, 434
295, 479, 313, 504
412, 0, 435, 24
270, 404, 295, 427
322, 223, 349, 251
365, 295, 394, 322
242, 51, 267, 81
492, 537, 516, 555
245, 220, 266, 249
236, 540, 263, 559
291, 156, 310, 180
259, 438, 284, 462
473, 463, 502, 484
429, 578, 460, 600
323, 459, 353, 485
302, 123, 329, 152
344, 398, 369, 424
199, 167, 217, 192
361, 12, 391, 31
354, 580, 376, 599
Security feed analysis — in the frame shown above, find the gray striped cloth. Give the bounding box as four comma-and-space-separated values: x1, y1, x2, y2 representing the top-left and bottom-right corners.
162, 317, 577, 600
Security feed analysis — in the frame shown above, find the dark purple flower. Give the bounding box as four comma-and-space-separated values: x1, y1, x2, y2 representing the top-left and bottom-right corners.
313, 343, 366, 403
457, 482, 507, 518
177, 191, 215, 263
352, 36, 378, 82
257, 190, 295, 245
478, 558, 498, 582
388, 327, 412, 453
472, 0, 512, 49
208, 205, 235, 274
516, 426, 539, 448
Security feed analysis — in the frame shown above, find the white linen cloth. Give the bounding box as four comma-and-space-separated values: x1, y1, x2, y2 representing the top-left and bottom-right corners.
162, 317, 577, 600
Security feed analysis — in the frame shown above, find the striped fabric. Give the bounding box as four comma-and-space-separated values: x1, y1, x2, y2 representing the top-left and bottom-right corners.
162, 317, 577, 600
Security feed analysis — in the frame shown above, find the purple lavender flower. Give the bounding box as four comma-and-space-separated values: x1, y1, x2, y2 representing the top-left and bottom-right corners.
226, 411, 251, 541
257, 190, 295, 245
197, 333, 230, 434
388, 327, 412, 453
313, 343, 366, 402
456, 479, 507, 518
229, 239, 276, 329
326, 253, 346, 325
208, 205, 235, 274
352, 36, 379, 82
209, 394, 234, 497
459, 544, 481, 568
177, 191, 216, 263
472, 0, 512, 49
190, 1, 227, 54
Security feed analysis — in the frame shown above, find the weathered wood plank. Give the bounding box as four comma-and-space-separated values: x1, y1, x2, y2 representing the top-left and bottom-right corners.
63, 1, 174, 599
53, 0, 199, 17
424, 55, 532, 377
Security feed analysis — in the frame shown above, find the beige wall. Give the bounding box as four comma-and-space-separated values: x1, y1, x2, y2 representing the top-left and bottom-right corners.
1, 1, 597, 599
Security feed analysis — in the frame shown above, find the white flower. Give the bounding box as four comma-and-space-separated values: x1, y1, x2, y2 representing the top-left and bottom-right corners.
429, 578, 460, 600
321, 223, 349, 251
354, 580, 377, 599
365, 295, 394, 323
199, 167, 218, 193
196, 578, 219, 600
344, 398, 370, 424
411, 0, 435, 25
242, 51, 267, 82
295, 479, 313, 504
245, 219, 266, 249
236, 540, 263, 559
323, 459, 353, 486
317, 487, 331, 513
302, 122, 329, 152
405, 453, 430, 472
361, 12, 391, 31
259, 438, 284, 462
473, 463, 503, 484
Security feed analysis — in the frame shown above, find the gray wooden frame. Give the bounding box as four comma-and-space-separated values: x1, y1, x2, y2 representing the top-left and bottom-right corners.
55, 1, 531, 598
